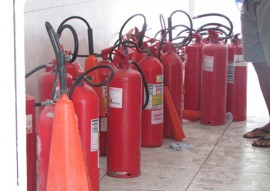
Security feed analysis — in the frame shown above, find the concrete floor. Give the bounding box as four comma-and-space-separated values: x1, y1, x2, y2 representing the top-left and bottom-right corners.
99, 61, 270, 191
99, 113, 270, 191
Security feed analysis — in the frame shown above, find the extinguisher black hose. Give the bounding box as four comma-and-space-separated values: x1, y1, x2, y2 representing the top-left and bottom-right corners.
45, 21, 68, 95
118, 13, 147, 48
196, 22, 231, 35
198, 28, 229, 38
68, 65, 114, 99
57, 16, 94, 55
168, 10, 193, 43
193, 13, 233, 43
57, 24, 79, 63
25, 62, 52, 78
154, 29, 164, 40
108, 40, 146, 62
130, 60, 149, 110
159, 14, 166, 31
157, 24, 192, 60
176, 28, 196, 37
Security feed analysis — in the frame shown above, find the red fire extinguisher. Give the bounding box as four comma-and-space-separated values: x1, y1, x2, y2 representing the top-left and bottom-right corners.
107, 48, 142, 178
200, 29, 228, 125
25, 95, 36, 191
184, 33, 204, 111
158, 23, 191, 138
36, 103, 55, 191
226, 34, 247, 121
98, 57, 117, 156
138, 48, 164, 147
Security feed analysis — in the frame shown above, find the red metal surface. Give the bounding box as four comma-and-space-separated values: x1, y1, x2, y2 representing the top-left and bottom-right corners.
38, 68, 72, 110
26, 95, 36, 191
98, 60, 116, 156
161, 49, 184, 137
226, 36, 247, 121
37, 104, 55, 191
139, 55, 164, 147
71, 82, 100, 191
107, 63, 142, 178
200, 31, 228, 125
184, 34, 204, 111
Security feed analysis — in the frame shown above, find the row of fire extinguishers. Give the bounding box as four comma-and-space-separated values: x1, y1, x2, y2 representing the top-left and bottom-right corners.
25, 10, 247, 191
184, 12, 247, 125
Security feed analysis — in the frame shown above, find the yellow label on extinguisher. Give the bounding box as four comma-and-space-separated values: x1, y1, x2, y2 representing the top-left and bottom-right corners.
145, 84, 163, 110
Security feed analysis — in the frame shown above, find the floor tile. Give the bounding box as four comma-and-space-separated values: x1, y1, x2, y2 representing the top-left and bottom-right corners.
101, 165, 197, 191
187, 169, 270, 191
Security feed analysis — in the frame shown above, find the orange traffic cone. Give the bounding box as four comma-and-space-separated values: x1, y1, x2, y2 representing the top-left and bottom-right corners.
46, 94, 92, 191
183, 110, 201, 121
164, 86, 185, 141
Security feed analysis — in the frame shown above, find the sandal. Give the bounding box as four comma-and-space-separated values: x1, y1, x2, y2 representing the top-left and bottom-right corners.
252, 133, 270, 148
243, 128, 270, 139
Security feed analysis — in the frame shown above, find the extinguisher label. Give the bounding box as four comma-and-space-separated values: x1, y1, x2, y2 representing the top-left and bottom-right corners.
227, 61, 235, 84
234, 54, 247, 67
156, 75, 163, 83
145, 84, 163, 110
203, 56, 214, 72
91, 118, 99, 152
151, 109, 164, 124
109, 87, 123, 108
26, 114, 33, 134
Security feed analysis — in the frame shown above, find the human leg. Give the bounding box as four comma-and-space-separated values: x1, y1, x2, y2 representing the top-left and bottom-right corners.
248, 62, 270, 146
243, 62, 270, 138
241, 1, 270, 142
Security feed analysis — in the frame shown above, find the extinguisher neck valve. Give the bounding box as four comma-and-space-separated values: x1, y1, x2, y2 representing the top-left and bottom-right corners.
146, 48, 153, 56
121, 61, 129, 69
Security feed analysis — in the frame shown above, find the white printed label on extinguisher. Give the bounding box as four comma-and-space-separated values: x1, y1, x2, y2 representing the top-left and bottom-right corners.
91, 118, 99, 152
145, 84, 163, 110
151, 109, 164, 124
227, 61, 235, 84
26, 114, 32, 134
234, 54, 248, 66
109, 87, 122, 108
203, 55, 214, 72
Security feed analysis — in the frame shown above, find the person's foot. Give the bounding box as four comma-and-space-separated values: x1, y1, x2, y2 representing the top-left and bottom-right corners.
243, 123, 270, 138
252, 133, 270, 148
